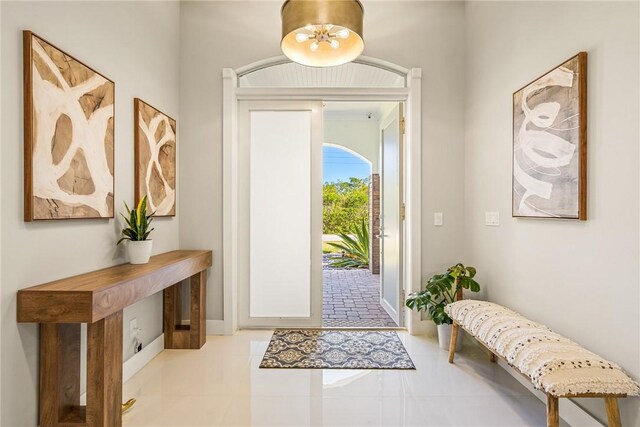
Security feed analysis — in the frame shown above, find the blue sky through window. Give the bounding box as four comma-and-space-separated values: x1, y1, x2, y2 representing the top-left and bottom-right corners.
323, 146, 370, 183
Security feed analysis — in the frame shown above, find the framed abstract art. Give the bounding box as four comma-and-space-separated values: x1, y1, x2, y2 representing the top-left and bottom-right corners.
512, 52, 587, 220
134, 98, 176, 217
23, 31, 115, 221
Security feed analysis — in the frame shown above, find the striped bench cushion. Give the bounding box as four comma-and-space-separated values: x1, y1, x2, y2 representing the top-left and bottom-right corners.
445, 300, 640, 397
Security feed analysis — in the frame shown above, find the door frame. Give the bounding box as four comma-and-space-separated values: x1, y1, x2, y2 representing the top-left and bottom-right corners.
222, 56, 423, 334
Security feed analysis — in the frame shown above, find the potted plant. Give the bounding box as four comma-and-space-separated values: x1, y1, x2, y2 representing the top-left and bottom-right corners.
405, 263, 480, 350
118, 195, 155, 264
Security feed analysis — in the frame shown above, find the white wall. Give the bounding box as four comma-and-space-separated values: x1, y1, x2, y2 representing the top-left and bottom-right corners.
324, 118, 379, 172
0, 1, 181, 425
179, 0, 466, 321
464, 1, 640, 424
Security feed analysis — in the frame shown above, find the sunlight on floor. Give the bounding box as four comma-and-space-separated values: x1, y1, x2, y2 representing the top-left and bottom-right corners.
122, 331, 567, 426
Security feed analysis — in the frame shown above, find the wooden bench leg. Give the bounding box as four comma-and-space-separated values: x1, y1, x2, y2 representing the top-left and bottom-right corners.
546, 395, 559, 427
87, 311, 123, 427
605, 397, 621, 427
448, 321, 459, 363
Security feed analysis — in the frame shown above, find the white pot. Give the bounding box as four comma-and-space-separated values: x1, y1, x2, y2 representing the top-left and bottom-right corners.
437, 323, 462, 351
127, 240, 153, 264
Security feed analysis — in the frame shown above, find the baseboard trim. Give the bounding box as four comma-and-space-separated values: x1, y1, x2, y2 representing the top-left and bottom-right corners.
207, 320, 225, 335
123, 334, 165, 383
464, 336, 602, 426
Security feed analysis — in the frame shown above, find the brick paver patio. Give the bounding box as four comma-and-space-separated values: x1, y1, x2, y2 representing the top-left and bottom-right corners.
323, 268, 398, 328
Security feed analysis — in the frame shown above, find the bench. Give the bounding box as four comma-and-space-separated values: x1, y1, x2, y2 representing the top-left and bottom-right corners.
445, 300, 639, 427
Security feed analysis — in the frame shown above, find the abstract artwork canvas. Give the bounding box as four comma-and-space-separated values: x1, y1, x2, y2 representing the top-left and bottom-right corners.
134, 98, 176, 216
513, 52, 587, 220
24, 31, 115, 221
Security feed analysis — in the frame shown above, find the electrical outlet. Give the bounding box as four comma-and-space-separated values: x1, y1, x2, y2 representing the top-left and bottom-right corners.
129, 318, 137, 337
434, 212, 443, 226
485, 211, 500, 226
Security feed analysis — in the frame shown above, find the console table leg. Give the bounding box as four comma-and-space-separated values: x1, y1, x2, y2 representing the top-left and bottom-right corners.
39, 324, 81, 427
163, 283, 180, 349
87, 311, 123, 427
190, 270, 206, 349
164, 272, 207, 349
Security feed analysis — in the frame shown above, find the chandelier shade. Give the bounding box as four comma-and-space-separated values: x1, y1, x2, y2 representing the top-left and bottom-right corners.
281, 0, 364, 67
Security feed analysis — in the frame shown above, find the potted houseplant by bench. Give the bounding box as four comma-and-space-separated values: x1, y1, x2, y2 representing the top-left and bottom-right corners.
118, 195, 155, 264
405, 263, 480, 350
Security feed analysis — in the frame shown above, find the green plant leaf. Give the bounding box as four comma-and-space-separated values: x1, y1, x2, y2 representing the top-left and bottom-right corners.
469, 280, 481, 292
459, 276, 471, 289
465, 266, 477, 278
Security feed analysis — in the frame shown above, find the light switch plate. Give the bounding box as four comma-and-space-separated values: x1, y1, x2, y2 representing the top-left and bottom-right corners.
434, 212, 443, 226
485, 212, 500, 226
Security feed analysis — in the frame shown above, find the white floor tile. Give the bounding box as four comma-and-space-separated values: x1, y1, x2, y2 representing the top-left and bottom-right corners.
122, 331, 565, 426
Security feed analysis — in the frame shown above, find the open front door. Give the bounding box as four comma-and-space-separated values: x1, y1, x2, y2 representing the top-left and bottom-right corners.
237, 101, 323, 328
380, 104, 404, 326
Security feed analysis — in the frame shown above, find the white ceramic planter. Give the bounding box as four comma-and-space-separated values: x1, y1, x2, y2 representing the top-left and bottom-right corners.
127, 240, 153, 264
437, 323, 462, 351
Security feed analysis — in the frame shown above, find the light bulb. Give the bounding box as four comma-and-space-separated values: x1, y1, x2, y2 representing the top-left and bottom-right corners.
334, 29, 350, 39
324, 24, 334, 31
310, 41, 319, 52
330, 39, 340, 49
304, 24, 315, 31
295, 33, 309, 43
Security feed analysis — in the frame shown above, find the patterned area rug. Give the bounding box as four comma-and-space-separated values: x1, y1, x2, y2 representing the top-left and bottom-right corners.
260, 329, 416, 369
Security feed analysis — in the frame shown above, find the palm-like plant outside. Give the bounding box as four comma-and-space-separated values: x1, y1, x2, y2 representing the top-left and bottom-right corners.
327, 219, 370, 268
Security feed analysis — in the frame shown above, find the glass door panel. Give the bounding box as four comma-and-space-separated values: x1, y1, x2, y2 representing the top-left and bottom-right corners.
238, 101, 323, 328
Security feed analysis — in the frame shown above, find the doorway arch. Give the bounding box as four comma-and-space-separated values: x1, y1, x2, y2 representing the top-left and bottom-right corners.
236, 55, 408, 88
222, 56, 423, 334
323, 143, 372, 169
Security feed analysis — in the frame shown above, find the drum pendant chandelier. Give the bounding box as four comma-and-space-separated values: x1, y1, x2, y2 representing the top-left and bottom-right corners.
281, 0, 365, 67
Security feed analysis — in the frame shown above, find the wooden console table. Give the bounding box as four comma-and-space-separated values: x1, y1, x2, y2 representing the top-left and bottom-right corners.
17, 250, 212, 427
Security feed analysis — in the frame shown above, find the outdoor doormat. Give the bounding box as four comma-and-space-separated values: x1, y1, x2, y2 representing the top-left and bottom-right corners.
259, 329, 416, 369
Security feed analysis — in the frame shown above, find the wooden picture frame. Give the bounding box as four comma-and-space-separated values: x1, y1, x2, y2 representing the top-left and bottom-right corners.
23, 31, 115, 221
512, 52, 587, 220
134, 98, 177, 217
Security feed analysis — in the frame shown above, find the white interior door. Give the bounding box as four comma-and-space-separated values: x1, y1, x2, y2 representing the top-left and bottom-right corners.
380, 104, 404, 326
238, 101, 323, 328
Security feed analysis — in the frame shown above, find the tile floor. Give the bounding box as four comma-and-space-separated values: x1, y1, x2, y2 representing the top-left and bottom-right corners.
323, 269, 397, 328
122, 330, 568, 426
